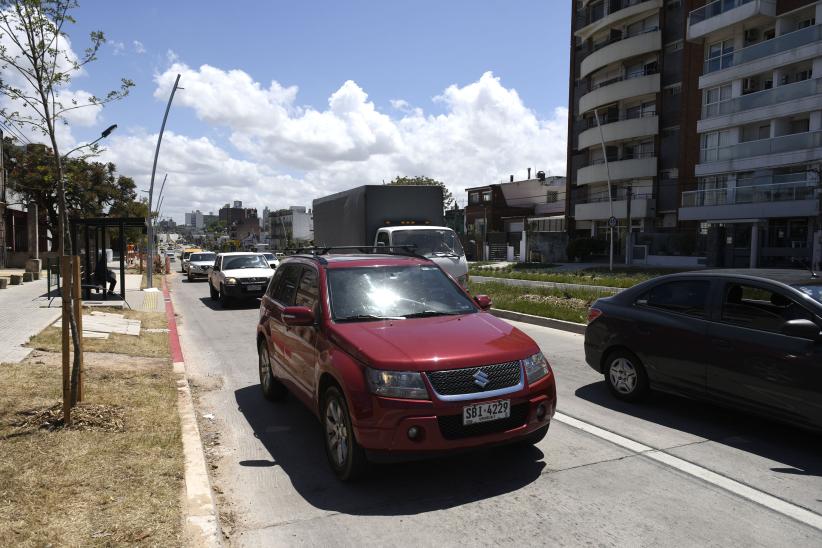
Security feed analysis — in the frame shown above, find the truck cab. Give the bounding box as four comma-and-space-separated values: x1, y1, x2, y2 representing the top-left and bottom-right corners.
374, 226, 469, 287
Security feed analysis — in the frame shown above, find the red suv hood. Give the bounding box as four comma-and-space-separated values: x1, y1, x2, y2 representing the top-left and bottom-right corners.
329, 312, 539, 371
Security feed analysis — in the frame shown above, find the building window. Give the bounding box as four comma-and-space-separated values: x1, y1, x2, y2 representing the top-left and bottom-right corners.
664, 83, 681, 96
700, 131, 730, 162
469, 192, 480, 204
546, 191, 559, 203
703, 84, 731, 117
705, 39, 734, 73
482, 190, 492, 202
664, 40, 683, 53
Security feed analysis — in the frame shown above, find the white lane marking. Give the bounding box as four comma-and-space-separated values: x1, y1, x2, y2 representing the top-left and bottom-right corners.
554, 412, 822, 531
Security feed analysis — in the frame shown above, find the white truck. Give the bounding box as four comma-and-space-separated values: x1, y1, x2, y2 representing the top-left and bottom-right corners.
313, 185, 469, 286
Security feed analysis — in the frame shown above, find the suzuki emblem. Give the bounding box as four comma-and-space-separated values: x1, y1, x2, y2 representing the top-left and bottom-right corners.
473, 370, 490, 388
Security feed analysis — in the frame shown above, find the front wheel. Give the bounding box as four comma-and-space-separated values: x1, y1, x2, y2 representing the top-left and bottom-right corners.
258, 343, 287, 401
219, 284, 231, 307
322, 386, 367, 481
604, 349, 649, 402
209, 282, 218, 300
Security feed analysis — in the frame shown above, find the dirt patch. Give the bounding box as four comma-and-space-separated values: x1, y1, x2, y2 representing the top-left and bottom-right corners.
516, 293, 590, 310
12, 402, 125, 433
189, 373, 225, 393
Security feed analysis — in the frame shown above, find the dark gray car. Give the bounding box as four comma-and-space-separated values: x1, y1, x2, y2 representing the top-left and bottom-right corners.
585, 269, 822, 431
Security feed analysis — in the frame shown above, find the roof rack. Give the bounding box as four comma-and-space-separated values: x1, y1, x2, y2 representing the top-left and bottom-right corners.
281, 245, 425, 262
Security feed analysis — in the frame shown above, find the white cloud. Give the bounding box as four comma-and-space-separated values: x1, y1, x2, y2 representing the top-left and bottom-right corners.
133, 40, 146, 54
146, 63, 566, 221
110, 40, 125, 56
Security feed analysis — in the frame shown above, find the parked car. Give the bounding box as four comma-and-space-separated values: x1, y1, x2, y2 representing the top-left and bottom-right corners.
256, 250, 557, 480
208, 252, 274, 306
186, 251, 217, 282
585, 269, 822, 431
261, 252, 279, 269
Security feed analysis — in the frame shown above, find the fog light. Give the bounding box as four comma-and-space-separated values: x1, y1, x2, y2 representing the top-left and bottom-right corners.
536, 404, 547, 421
407, 426, 421, 440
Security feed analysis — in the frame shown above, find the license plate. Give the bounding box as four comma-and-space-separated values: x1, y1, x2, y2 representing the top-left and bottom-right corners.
247, 284, 262, 291
462, 399, 510, 426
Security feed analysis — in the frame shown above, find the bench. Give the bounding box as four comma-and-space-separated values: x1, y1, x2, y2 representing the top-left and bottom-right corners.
81, 282, 108, 300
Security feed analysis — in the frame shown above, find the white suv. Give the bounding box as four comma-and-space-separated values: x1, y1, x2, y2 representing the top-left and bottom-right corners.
208, 252, 274, 306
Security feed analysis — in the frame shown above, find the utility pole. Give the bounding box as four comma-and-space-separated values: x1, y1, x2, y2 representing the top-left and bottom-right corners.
147, 74, 181, 289
594, 108, 615, 272
625, 185, 632, 265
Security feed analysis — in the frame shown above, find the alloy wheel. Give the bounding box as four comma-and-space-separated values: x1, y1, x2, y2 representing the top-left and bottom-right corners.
609, 358, 637, 394
325, 398, 349, 468
259, 346, 271, 392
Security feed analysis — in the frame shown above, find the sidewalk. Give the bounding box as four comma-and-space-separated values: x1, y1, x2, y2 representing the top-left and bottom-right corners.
0, 277, 60, 363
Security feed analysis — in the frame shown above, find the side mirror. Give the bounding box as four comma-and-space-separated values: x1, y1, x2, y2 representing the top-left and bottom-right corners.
780, 319, 822, 341
271, 264, 276, 269
282, 306, 315, 327
474, 294, 492, 311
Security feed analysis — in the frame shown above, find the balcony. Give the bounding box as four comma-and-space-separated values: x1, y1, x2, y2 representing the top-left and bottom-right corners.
679, 180, 819, 220
699, 78, 822, 132
575, 194, 656, 221
576, 0, 662, 42
577, 153, 657, 186
702, 24, 822, 79
580, 72, 660, 114
581, 29, 662, 78
687, 0, 776, 42
698, 131, 822, 175
578, 113, 658, 150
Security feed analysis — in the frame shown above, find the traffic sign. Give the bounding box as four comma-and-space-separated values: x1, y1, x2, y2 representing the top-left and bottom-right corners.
607, 216, 618, 228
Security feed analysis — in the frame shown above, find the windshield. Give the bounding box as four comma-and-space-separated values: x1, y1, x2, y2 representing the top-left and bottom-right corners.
327, 265, 476, 321
794, 284, 822, 304
190, 253, 215, 262
222, 255, 268, 270
391, 229, 464, 257
262, 253, 276, 260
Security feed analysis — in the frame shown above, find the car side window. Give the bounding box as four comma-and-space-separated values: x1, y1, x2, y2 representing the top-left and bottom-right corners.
265, 267, 285, 299
376, 231, 390, 247
272, 264, 301, 306
636, 280, 710, 318
295, 268, 319, 309
214, 257, 221, 271
721, 283, 813, 332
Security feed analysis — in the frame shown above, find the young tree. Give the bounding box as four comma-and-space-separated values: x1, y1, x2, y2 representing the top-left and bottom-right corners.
0, 0, 133, 409
386, 175, 455, 211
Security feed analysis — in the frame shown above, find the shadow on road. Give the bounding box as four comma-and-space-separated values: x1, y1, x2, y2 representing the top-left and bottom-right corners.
198, 296, 261, 311
575, 381, 822, 477
234, 385, 545, 515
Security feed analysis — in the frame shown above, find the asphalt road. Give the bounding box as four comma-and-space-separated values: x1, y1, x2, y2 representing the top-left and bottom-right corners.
170, 274, 822, 547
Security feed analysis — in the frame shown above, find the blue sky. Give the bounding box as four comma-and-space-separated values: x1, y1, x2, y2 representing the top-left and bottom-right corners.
58, 1, 572, 221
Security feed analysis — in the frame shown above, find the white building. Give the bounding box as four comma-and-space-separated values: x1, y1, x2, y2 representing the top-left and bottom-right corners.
269, 206, 314, 249
185, 210, 205, 229
680, 0, 822, 268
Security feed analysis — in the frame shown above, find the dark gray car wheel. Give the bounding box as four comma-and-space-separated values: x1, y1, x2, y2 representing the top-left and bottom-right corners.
604, 349, 649, 402
322, 385, 367, 481
209, 282, 218, 300
219, 284, 231, 307
258, 343, 287, 401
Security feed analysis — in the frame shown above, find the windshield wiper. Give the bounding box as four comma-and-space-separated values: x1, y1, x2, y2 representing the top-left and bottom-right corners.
402, 310, 462, 318
336, 314, 406, 322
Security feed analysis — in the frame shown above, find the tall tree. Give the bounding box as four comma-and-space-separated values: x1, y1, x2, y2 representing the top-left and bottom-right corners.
0, 0, 133, 410
386, 175, 455, 211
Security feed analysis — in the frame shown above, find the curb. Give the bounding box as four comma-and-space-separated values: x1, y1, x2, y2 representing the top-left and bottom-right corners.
162, 276, 222, 547
490, 308, 587, 335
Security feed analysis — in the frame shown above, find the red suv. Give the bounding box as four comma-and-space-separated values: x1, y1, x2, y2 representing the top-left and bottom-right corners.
256, 251, 557, 480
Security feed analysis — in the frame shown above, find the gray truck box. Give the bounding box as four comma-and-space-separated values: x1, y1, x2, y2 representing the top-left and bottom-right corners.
313, 185, 444, 247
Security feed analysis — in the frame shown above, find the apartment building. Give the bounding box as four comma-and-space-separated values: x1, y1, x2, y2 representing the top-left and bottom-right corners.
679, 0, 822, 268
568, 0, 822, 268
269, 206, 314, 249
568, 0, 700, 259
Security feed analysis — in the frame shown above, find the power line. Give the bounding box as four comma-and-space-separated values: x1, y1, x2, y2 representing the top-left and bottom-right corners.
0, 116, 32, 145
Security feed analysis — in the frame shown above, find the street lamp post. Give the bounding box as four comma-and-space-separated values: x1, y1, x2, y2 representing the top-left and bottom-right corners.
146, 74, 181, 289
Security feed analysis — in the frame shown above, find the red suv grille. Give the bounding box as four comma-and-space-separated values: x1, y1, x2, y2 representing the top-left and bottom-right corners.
426, 361, 522, 396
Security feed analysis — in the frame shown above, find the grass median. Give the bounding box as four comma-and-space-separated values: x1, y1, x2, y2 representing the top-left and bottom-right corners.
470, 280, 601, 324
469, 265, 688, 289
0, 308, 183, 546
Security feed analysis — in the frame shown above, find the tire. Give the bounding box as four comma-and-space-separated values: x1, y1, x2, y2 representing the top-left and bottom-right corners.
322, 385, 367, 481
517, 424, 549, 447
187, 272, 193, 282
219, 284, 231, 308
604, 349, 649, 402
209, 282, 218, 300
258, 343, 287, 401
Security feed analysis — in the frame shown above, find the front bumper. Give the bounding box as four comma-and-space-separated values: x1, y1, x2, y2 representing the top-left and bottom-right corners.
222, 282, 267, 299
353, 376, 556, 455
187, 268, 208, 278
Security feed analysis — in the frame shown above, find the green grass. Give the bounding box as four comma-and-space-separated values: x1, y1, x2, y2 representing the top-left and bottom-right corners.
470, 267, 650, 288
470, 281, 601, 324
